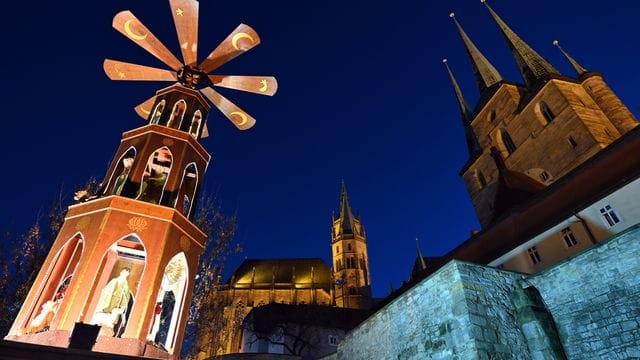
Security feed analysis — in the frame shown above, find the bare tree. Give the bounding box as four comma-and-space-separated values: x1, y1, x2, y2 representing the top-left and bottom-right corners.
181, 193, 240, 359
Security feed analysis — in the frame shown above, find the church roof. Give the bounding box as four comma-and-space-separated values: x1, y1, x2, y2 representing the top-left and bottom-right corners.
338, 181, 356, 236
229, 258, 332, 291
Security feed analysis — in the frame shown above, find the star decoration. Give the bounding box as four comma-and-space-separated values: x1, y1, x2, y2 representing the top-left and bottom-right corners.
176, 8, 184, 16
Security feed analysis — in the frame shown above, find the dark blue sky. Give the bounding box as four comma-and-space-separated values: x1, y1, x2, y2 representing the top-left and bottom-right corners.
1, 0, 638, 297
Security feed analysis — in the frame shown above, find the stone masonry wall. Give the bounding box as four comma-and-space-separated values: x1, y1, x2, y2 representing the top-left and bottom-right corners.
337, 261, 529, 360
528, 224, 640, 359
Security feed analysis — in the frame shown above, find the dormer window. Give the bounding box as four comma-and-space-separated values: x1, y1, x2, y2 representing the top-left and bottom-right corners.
167, 100, 187, 129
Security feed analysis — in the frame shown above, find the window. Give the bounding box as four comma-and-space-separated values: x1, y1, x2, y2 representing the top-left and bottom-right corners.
560, 227, 578, 248
527, 246, 542, 265
539, 171, 550, 183
167, 100, 186, 128
538, 101, 555, 123
477, 170, 487, 189
346, 257, 356, 269
150, 100, 165, 124
347, 243, 352, 251
488, 110, 497, 122
336, 246, 340, 254
501, 129, 517, 155
328, 335, 339, 346
600, 205, 621, 227
568, 136, 578, 148
336, 259, 342, 271
348, 287, 357, 295
189, 111, 202, 138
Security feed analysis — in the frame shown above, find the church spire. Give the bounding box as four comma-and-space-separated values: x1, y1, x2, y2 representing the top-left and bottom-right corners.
481, 0, 560, 88
443, 59, 482, 157
339, 180, 355, 235
553, 40, 588, 76
449, 12, 503, 92
416, 237, 427, 271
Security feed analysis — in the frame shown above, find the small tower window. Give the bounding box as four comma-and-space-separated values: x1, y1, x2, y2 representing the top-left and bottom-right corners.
599, 205, 621, 227
167, 100, 187, 129
150, 100, 165, 124
527, 246, 542, 265
501, 129, 517, 155
476, 170, 487, 189
189, 111, 202, 138
488, 110, 497, 122
347, 243, 352, 252
560, 227, 578, 248
568, 136, 578, 148
538, 101, 556, 124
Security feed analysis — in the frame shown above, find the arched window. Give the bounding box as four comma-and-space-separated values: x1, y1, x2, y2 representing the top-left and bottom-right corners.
23, 234, 84, 334
175, 163, 198, 218
150, 100, 166, 124
189, 111, 202, 138
500, 129, 517, 155
488, 110, 497, 123
104, 147, 137, 196
138, 147, 173, 205
167, 100, 187, 129
84, 234, 146, 338
537, 101, 556, 124
146, 252, 188, 354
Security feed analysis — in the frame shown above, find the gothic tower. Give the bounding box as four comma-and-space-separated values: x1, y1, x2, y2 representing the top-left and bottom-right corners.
331, 182, 372, 310
448, 2, 638, 228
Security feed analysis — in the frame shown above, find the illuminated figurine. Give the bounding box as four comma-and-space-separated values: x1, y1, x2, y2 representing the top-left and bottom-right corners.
91, 268, 131, 337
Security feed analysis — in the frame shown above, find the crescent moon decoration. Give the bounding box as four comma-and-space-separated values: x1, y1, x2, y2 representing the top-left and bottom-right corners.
141, 107, 151, 115
230, 111, 248, 126
259, 79, 268, 92
231, 33, 255, 50
124, 19, 148, 41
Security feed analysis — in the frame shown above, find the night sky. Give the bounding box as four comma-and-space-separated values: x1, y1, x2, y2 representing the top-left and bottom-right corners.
1, 0, 638, 298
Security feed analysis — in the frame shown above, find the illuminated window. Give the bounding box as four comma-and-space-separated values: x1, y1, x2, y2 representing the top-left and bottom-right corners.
189, 111, 202, 138
527, 246, 542, 265
167, 100, 186, 128
150, 100, 165, 124
138, 147, 172, 205
560, 227, 578, 248
600, 205, 621, 227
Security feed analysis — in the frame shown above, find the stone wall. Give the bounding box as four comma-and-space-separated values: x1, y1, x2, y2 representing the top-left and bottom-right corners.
337, 261, 529, 359
336, 224, 640, 359
528, 224, 640, 359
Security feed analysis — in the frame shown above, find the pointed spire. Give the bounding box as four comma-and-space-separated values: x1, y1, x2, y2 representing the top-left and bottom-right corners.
443, 59, 482, 157
416, 237, 427, 271
553, 40, 588, 76
339, 180, 355, 235
449, 12, 503, 92
481, 0, 560, 87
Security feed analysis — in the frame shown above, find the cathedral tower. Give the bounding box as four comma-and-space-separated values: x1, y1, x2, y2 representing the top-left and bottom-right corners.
448, 2, 638, 227
331, 182, 372, 309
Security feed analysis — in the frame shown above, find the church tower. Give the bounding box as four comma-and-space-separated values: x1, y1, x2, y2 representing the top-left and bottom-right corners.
6, 1, 278, 358
448, 2, 638, 227
331, 182, 372, 309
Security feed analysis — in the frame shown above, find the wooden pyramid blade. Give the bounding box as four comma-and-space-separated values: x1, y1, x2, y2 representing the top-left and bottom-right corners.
201, 123, 210, 138
113, 10, 184, 71
170, 0, 199, 66
134, 95, 157, 119
199, 24, 261, 74
104, 59, 177, 81
200, 87, 256, 130
209, 75, 278, 96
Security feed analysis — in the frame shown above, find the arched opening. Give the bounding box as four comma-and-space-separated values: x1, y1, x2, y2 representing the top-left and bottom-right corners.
175, 163, 198, 218
536, 101, 556, 124
137, 147, 173, 205
103, 147, 137, 196
147, 253, 188, 354
167, 100, 187, 129
476, 169, 487, 189
499, 129, 517, 155
23, 233, 84, 334
151, 100, 166, 125
189, 111, 202, 138
85, 234, 146, 338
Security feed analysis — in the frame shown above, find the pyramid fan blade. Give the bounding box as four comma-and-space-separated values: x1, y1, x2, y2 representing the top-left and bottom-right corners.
135, 95, 157, 120
113, 10, 183, 71
209, 75, 278, 96
200, 87, 256, 130
170, 0, 199, 66
199, 24, 261, 73
201, 124, 210, 138
104, 59, 178, 81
